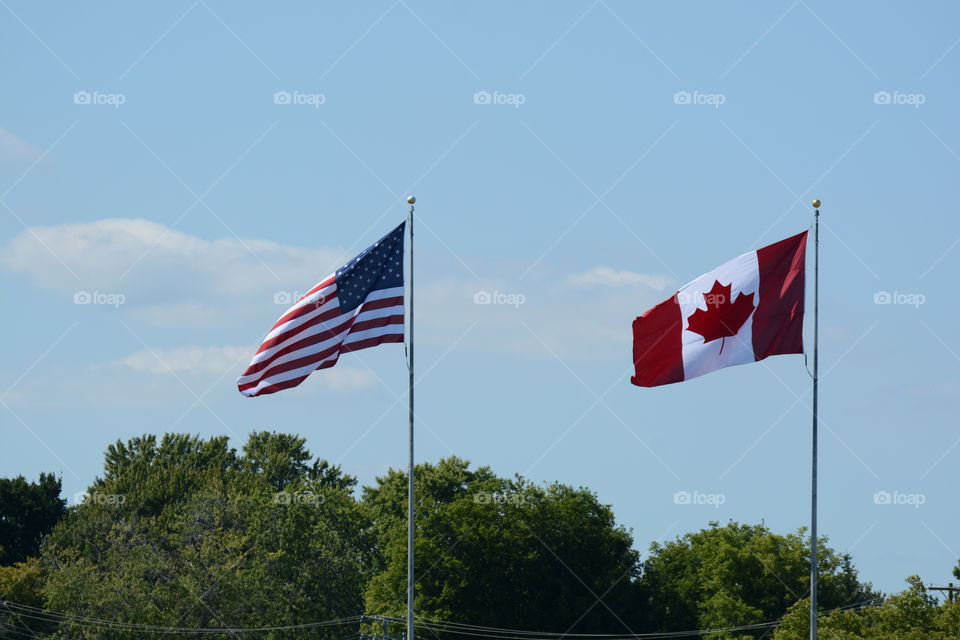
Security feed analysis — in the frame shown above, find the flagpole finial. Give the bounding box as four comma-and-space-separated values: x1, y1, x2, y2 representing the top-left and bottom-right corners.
811, 199, 821, 209
406, 196, 416, 205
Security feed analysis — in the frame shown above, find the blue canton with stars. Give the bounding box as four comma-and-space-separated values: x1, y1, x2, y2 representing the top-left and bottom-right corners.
335, 221, 405, 313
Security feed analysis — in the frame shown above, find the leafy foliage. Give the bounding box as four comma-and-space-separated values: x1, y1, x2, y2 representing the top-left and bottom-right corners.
1, 436, 952, 639
0, 557, 56, 637
0, 473, 66, 564
39, 432, 371, 639
639, 521, 877, 637
364, 457, 642, 634
773, 577, 960, 640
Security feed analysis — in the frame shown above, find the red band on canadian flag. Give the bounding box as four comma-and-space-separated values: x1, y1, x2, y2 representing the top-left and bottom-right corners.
631, 231, 808, 387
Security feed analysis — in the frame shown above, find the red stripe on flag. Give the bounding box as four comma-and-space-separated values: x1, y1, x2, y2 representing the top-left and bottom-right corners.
241, 331, 404, 396
239, 313, 403, 390
249, 294, 403, 370
251, 306, 345, 361
752, 231, 807, 361
254, 294, 404, 358
270, 276, 337, 328
631, 294, 684, 387
349, 314, 404, 335
242, 374, 311, 396
340, 332, 404, 354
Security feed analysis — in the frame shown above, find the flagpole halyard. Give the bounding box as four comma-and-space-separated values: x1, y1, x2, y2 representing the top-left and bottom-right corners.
810, 199, 820, 640
405, 195, 416, 640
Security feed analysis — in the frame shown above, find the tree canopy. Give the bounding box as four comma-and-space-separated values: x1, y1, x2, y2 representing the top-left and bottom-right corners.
0, 432, 954, 640
639, 521, 877, 636
363, 457, 641, 634
0, 472, 66, 565
773, 577, 960, 640
37, 432, 371, 640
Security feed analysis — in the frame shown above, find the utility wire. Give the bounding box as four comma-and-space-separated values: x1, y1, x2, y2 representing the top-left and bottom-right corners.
0, 603, 362, 635
0, 600, 881, 638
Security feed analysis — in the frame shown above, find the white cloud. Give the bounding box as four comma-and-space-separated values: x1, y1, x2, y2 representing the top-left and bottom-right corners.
1, 217, 672, 365
115, 345, 252, 376
413, 271, 667, 363
113, 344, 378, 392
0, 218, 345, 320
568, 266, 674, 290
0, 129, 43, 165
320, 367, 379, 392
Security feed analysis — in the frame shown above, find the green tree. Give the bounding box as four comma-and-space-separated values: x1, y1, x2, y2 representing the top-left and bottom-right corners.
639, 521, 876, 638
0, 473, 66, 565
773, 577, 960, 640
0, 557, 57, 638
40, 432, 371, 639
363, 457, 643, 635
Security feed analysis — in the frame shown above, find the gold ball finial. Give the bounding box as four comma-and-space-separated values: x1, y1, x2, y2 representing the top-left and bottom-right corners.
406, 196, 416, 205
811, 199, 821, 209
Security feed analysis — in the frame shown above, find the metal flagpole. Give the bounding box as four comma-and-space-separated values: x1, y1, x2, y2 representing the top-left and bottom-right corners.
809, 199, 820, 640
405, 195, 416, 640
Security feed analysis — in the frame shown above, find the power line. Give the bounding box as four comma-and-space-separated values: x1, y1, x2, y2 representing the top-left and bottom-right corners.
0, 601, 882, 639
0, 602, 362, 635
371, 603, 880, 640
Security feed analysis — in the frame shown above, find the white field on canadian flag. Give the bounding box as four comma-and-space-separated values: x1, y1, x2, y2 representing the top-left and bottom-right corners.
676, 251, 759, 381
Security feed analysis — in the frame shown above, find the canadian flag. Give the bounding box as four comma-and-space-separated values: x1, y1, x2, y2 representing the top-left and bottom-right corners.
631, 231, 807, 387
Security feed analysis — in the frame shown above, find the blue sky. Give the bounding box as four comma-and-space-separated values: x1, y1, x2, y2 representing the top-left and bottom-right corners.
1, 1, 958, 598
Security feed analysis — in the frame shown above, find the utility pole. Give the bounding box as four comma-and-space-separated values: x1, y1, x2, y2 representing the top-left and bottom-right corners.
364, 615, 406, 640
929, 583, 960, 603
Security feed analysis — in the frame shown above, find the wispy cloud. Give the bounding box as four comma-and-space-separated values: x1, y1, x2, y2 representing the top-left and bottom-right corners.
0, 128, 44, 165
115, 345, 252, 376
114, 344, 378, 392
3, 218, 671, 366
568, 266, 674, 290
1, 218, 344, 320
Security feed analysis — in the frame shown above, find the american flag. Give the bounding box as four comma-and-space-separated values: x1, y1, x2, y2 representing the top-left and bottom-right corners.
237, 222, 405, 397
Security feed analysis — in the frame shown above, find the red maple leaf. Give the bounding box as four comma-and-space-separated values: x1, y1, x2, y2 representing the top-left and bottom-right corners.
686, 280, 756, 354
